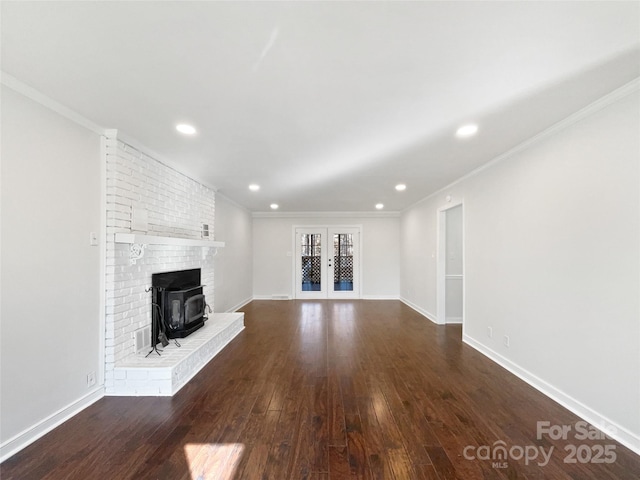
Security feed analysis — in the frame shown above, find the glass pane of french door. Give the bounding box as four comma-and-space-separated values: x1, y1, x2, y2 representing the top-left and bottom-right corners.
332, 233, 354, 292
300, 233, 322, 292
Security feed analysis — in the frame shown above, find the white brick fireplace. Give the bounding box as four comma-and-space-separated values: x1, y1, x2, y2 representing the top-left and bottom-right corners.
103, 131, 243, 395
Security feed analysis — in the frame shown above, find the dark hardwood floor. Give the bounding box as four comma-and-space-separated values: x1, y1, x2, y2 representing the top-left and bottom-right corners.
2, 300, 638, 479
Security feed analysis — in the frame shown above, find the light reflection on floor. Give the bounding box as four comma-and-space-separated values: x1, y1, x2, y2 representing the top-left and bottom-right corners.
298, 301, 325, 342
332, 301, 356, 340
183, 443, 244, 480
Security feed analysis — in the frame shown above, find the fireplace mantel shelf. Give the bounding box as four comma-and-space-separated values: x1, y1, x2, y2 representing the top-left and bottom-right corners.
115, 233, 225, 248
115, 233, 225, 263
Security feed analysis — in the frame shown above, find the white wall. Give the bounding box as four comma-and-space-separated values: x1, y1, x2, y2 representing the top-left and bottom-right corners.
400, 197, 439, 319
214, 194, 253, 312
253, 215, 400, 299
400, 85, 640, 451
1, 86, 102, 455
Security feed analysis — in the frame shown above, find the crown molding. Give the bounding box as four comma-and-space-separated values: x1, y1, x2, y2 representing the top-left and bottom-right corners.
252, 210, 401, 219
404, 76, 640, 213
0, 73, 219, 193
215, 192, 251, 213
1, 71, 105, 135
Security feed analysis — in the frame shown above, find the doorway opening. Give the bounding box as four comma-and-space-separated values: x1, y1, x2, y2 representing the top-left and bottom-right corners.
437, 203, 464, 326
294, 226, 361, 299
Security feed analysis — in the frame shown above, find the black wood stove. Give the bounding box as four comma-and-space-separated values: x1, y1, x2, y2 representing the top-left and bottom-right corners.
151, 268, 206, 346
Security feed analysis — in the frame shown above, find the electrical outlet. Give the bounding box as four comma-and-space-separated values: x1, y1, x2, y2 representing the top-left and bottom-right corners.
503, 335, 510, 348
87, 371, 96, 387
487, 327, 493, 338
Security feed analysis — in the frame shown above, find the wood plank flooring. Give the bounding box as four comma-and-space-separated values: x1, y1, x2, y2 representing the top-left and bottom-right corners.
2, 300, 638, 479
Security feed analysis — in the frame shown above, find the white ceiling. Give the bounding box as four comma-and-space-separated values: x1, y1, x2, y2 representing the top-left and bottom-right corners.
2, 1, 639, 212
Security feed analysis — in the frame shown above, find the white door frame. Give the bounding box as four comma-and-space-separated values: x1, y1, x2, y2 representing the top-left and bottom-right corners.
292, 225, 362, 299
436, 201, 465, 327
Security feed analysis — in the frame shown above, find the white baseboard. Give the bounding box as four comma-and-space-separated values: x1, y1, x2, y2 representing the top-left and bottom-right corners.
226, 296, 253, 313
0, 387, 105, 463
252, 295, 291, 300
253, 295, 400, 301
399, 297, 438, 324
462, 334, 640, 456
361, 295, 399, 300
446, 316, 463, 324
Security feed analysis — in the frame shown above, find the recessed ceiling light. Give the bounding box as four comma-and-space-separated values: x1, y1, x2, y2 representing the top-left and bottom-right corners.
375, 203, 384, 210
395, 184, 407, 191
456, 124, 478, 138
270, 203, 279, 210
249, 184, 260, 191
176, 124, 197, 135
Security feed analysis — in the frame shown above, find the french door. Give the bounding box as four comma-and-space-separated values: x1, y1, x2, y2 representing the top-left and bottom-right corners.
294, 226, 360, 299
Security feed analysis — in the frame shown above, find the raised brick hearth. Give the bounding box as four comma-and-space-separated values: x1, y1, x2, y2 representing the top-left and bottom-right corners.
113, 313, 244, 396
